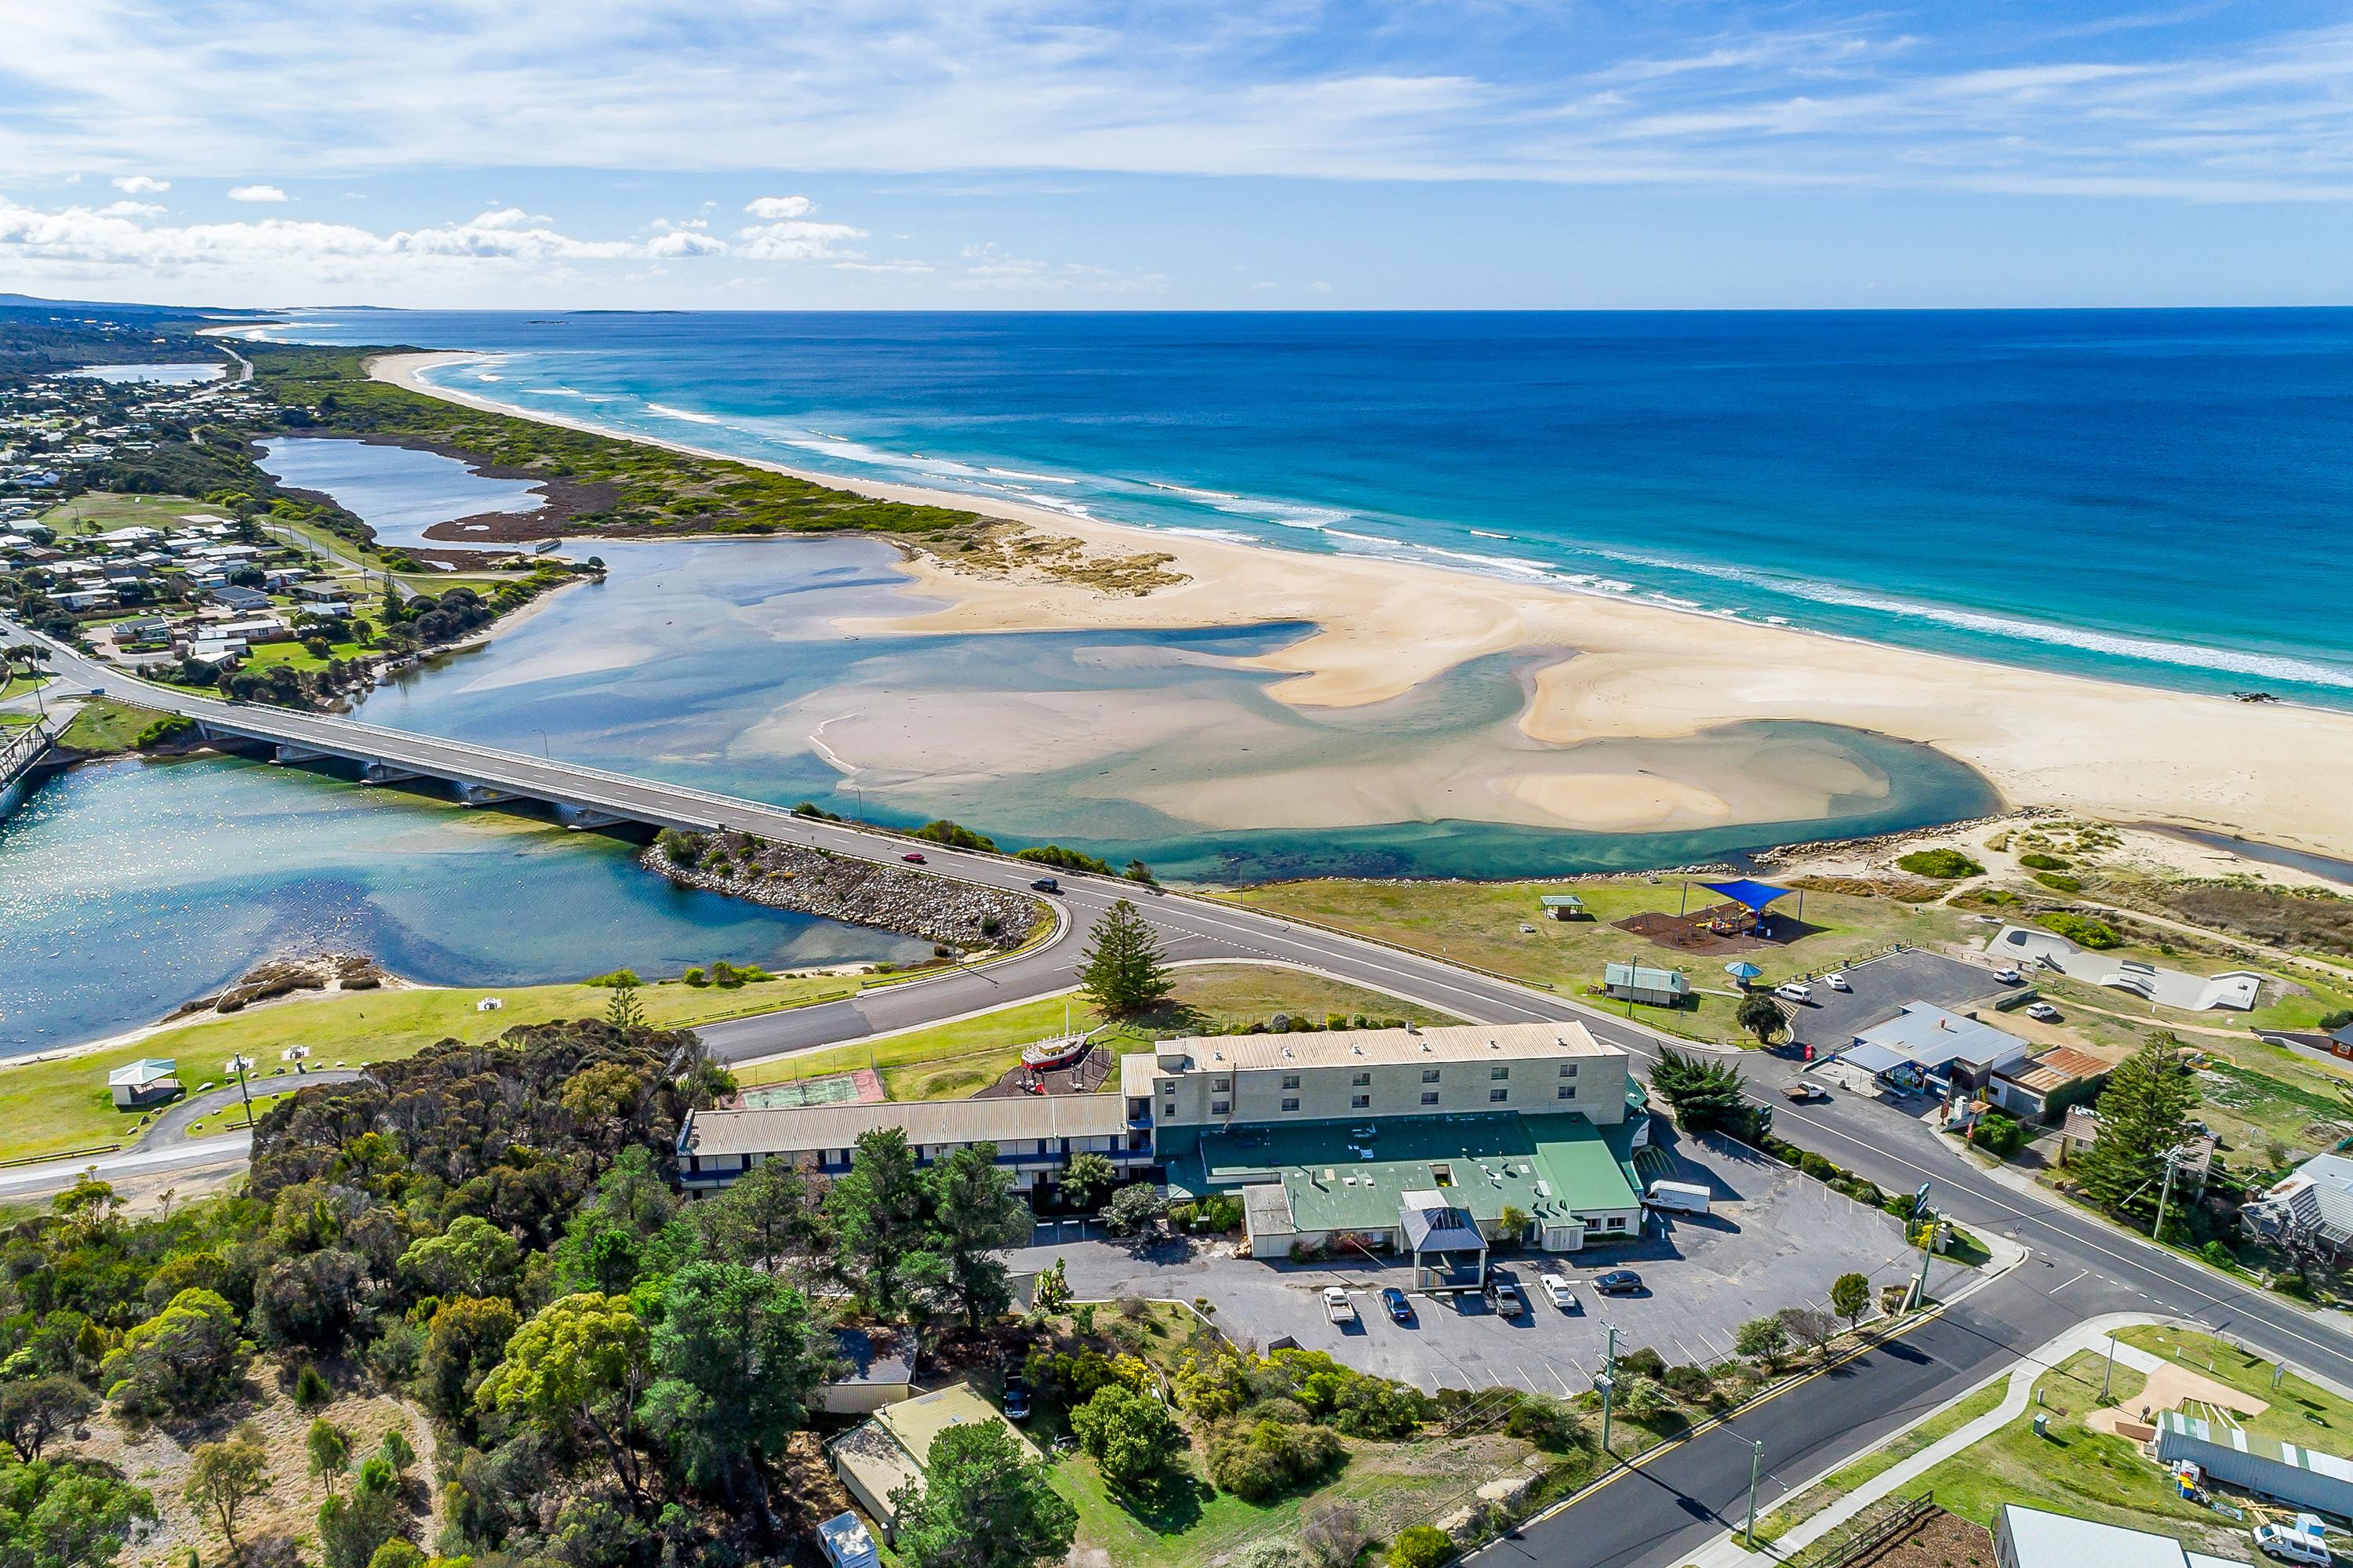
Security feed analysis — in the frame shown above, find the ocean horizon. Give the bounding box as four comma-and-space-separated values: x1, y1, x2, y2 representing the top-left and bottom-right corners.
264, 307, 2353, 708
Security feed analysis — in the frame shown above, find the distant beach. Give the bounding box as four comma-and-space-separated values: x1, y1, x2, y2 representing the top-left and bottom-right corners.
373, 348, 2353, 859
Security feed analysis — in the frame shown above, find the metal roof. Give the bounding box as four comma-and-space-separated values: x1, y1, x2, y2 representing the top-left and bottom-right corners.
1604, 962, 1689, 991
107, 1058, 176, 1087
681, 1092, 1125, 1159
1155, 1021, 1611, 1075
1848, 1004, 2028, 1072
1998, 1505, 2191, 1568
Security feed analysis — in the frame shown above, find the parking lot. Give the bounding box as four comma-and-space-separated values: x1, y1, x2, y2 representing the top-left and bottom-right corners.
1781, 945, 2009, 1055
1013, 1130, 1973, 1395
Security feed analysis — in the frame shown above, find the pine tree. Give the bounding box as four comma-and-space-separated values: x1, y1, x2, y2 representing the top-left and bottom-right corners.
2071, 1035, 2199, 1217
1075, 899, 1173, 1016
605, 977, 646, 1033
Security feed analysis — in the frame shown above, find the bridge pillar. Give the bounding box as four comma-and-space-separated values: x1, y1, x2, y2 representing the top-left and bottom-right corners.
453, 780, 518, 807
362, 761, 425, 784
272, 744, 332, 765
555, 802, 632, 830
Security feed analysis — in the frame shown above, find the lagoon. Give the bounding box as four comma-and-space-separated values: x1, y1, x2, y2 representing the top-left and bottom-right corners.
259, 436, 546, 551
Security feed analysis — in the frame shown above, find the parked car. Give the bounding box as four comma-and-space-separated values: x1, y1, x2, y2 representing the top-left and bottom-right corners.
1593, 1269, 1644, 1296
901, 851, 927, 864
1993, 966, 2024, 984
1539, 1271, 1577, 1310
2253, 1523, 2330, 1565
2026, 1002, 2063, 1022
1001, 1370, 1031, 1421
1028, 875, 1061, 893
1322, 1286, 1357, 1323
1380, 1286, 1414, 1323
1825, 972, 1851, 991
1774, 981, 1813, 1003
1484, 1272, 1526, 1315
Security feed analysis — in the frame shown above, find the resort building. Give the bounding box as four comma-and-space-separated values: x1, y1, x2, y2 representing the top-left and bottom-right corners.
675, 1020, 1646, 1267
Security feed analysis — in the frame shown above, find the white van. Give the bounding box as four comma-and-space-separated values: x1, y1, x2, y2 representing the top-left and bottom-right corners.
2253, 1523, 2330, 1565
1774, 982, 1813, 1004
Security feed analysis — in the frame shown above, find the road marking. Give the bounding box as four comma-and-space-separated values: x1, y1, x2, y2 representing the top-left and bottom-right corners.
2052, 1268, 2090, 1294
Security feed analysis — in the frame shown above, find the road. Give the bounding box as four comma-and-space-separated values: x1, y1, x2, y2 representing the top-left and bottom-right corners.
13, 616, 2353, 1564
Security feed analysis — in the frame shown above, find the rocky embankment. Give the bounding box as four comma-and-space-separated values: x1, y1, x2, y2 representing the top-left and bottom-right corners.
165, 952, 387, 1020
646, 829, 1045, 951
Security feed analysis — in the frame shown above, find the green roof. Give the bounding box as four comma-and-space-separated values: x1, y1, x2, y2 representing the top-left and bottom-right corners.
1165, 1112, 1641, 1235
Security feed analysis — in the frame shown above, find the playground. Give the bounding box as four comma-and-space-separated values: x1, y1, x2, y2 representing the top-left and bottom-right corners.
1612, 877, 1820, 955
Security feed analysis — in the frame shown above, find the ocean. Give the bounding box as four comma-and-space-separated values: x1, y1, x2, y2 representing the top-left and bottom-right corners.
267, 308, 2353, 704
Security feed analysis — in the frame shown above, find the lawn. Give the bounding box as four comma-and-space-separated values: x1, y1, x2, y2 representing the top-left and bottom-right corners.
1912, 1348, 2249, 1559
0, 972, 864, 1164
245, 633, 374, 674
55, 694, 169, 753
2115, 1326, 2353, 1446
0, 673, 52, 703
1216, 879, 1967, 1046
1752, 1377, 2010, 1544
736, 964, 1464, 1100
37, 491, 208, 536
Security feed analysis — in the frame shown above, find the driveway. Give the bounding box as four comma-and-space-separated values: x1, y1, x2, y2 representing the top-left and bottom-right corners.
1780, 945, 2009, 1055
1014, 1130, 1970, 1395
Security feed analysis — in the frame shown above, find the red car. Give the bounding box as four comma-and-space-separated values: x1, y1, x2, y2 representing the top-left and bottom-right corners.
901, 852, 926, 864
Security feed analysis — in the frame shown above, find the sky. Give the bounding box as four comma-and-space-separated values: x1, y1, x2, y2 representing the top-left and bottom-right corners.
1, 0, 2349, 310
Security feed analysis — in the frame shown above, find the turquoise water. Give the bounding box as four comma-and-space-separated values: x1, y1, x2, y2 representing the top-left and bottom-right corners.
263, 309, 2353, 705
0, 755, 926, 1053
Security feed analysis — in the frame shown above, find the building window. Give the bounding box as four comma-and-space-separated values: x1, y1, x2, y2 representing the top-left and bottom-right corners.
1558, 1062, 1578, 1077
1422, 1068, 1441, 1083
1351, 1093, 1371, 1109
1491, 1065, 1510, 1080
1352, 1071, 1372, 1087
1489, 1088, 1508, 1103
1212, 1076, 1231, 1093
1211, 1099, 1231, 1115
1557, 1084, 1576, 1100
1281, 1097, 1300, 1112
1282, 1073, 1300, 1090
1606, 1216, 1625, 1230
1421, 1091, 1439, 1105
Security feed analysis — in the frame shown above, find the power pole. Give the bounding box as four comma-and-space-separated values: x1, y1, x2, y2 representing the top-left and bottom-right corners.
1598, 1324, 1620, 1453
1744, 1437, 1766, 1548
2153, 1145, 2184, 1246
224, 1055, 255, 1126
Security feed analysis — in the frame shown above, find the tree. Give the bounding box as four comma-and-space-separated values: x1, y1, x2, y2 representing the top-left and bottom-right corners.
0, 1453, 156, 1568
1070, 1385, 1183, 1490
100, 1287, 249, 1417
604, 977, 646, 1033
475, 1293, 653, 1511
0, 1377, 93, 1463
2071, 1035, 2200, 1217
1830, 1272, 1871, 1329
1733, 1315, 1788, 1370
419, 1296, 521, 1424
1104, 1184, 1168, 1238
1387, 1524, 1453, 1568
1649, 1049, 1765, 1141
1781, 1307, 1840, 1362
186, 1428, 271, 1562
929, 1144, 1032, 1332
1300, 1501, 1368, 1568
638, 1261, 831, 1504
1496, 1205, 1531, 1244
827, 1127, 934, 1317
890, 1420, 1077, 1568
376, 1429, 415, 1480
1735, 993, 1787, 1048
1062, 1151, 1118, 1211
689, 1155, 825, 1277
307, 1419, 351, 1499
1617, 1373, 1671, 1421
1075, 900, 1173, 1016
399, 1216, 522, 1299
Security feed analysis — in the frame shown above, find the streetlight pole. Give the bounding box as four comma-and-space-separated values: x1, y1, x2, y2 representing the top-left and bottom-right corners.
2103, 1331, 2119, 1401
1598, 1324, 1620, 1453
1744, 1437, 1766, 1548
225, 1055, 254, 1127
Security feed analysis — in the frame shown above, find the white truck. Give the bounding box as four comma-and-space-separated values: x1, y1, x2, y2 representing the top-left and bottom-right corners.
1646, 1180, 1712, 1215
2254, 1516, 2332, 1565
1321, 1286, 1357, 1324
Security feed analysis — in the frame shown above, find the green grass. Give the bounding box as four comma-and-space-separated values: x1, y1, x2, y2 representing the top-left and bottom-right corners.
55, 695, 169, 753
738, 965, 1462, 1099
1751, 1377, 2009, 1544
2115, 1326, 2353, 1446
244, 635, 373, 674
1215, 879, 1966, 1047
0, 674, 52, 703
0, 973, 864, 1164
1912, 1349, 2251, 1559
37, 492, 208, 536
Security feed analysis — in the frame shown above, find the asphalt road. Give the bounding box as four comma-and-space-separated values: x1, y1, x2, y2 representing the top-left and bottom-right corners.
16, 617, 2353, 1564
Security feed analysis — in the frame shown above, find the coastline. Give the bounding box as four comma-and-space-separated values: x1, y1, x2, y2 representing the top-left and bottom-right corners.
369, 350, 2353, 858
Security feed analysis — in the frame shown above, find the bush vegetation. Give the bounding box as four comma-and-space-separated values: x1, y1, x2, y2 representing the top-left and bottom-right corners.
1897, 849, 1984, 879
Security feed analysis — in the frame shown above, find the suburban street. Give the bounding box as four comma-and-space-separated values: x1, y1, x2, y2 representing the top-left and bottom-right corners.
13, 616, 2353, 1565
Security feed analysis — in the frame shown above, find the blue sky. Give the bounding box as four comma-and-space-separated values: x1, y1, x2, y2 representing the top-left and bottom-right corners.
1, 0, 2348, 308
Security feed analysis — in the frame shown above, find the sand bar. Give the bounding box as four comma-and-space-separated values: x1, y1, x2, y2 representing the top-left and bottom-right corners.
371, 351, 2353, 857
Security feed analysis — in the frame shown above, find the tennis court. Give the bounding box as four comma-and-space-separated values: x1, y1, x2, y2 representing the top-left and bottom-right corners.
733, 1068, 886, 1109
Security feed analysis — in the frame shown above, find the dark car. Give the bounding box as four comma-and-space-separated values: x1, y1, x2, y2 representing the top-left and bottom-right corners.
1593, 1269, 1644, 1296
1029, 876, 1062, 893
901, 851, 926, 864
1380, 1286, 1413, 1323
1002, 1370, 1031, 1421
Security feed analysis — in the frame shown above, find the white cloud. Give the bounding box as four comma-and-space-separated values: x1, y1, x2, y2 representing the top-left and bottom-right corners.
646, 227, 727, 257
96, 199, 163, 217
744, 195, 814, 219
111, 175, 169, 195
227, 184, 289, 202
735, 217, 865, 261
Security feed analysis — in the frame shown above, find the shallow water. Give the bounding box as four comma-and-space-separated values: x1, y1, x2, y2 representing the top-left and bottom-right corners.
69, 361, 224, 384
258, 437, 544, 550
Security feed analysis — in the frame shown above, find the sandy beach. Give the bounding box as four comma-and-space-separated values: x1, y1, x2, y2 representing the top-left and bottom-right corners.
372, 351, 2353, 858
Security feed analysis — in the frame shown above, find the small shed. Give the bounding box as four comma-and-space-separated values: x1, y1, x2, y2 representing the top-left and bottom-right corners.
1603, 962, 1690, 1008
107, 1058, 180, 1109
1539, 894, 1587, 922
817, 1512, 879, 1568
816, 1327, 916, 1416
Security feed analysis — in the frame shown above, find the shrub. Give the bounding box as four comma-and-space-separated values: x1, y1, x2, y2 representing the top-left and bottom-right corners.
1208, 1418, 1344, 1502
1664, 1364, 1713, 1401
1969, 1111, 2028, 1158
293, 1362, 333, 1410
681, 967, 708, 988
581, 969, 641, 988
2322, 1010, 2353, 1031
1502, 1392, 1581, 1450
2017, 852, 2070, 870
1388, 1524, 1455, 1568
1897, 848, 1984, 879
1302, 1501, 1369, 1568
1071, 1385, 1184, 1490
656, 828, 706, 867
913, 818, 998, 852
2034, 872, 2084, 894
1616, 1346, 1667, 1382
2040, 912, 2122, 948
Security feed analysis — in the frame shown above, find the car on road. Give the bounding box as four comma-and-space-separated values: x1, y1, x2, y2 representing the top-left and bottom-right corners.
1993, 966, 2024, 984
1783, 1079, 1830, 1101
1538, 1271, 1577, 1310
1322, 1286, 1357, 1323
1001, 1367, 1031, 1421
1380, 1286, 1414, 1323
1593, 1269, 1644, 1296
2026, 1002, 2062, 1022
1825, 972, 1851, 991
1773, 981, 1813, 1004
1028, 875, 1061, 893
901, 851, 927, 864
